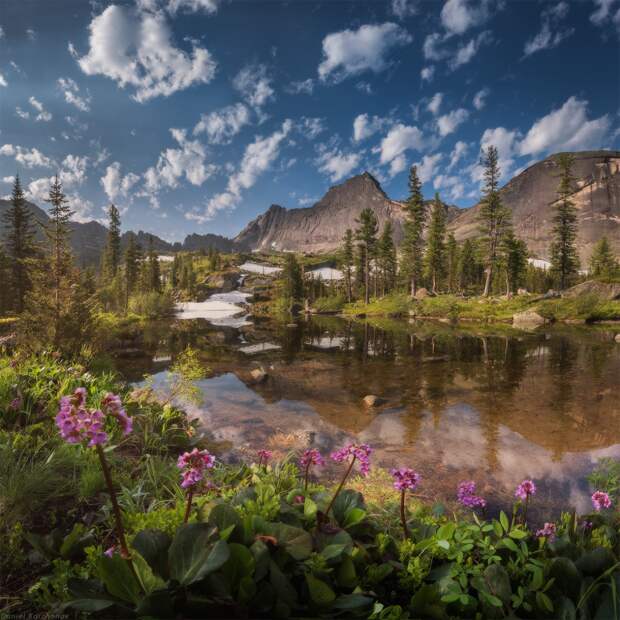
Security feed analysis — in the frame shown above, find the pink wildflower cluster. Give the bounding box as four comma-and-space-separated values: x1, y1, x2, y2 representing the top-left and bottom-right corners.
591, 491, 612, 512
101, 393, 132, 435
9, 396, 21, 411
300, 448, 325, 468
536, 522, 556, 541
257, 449, 273, 464
457, 481, 487, 509
391, 468, 420, 491
515, 479, 537, 501
331, 443, 372, 477
177, 448, 215, 488
56, 388, 107, 446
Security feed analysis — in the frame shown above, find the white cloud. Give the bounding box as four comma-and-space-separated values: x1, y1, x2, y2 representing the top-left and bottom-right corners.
0, 144, 54, 168
473, 87, 489, 110
523, 2, 574, 57
192, 120, 292, 221
28, 96, 52, 122
441, 0, 491, 34
427, 92, 443, 116
0, 73, 7, 87
420, 66, 435, 82
193, 103, 250, 144
377, 123, 424, 176
286, 78, 314, 95
57, 77, 91, 112
26, 28, 36, 41
423, 33, 450, 61
15, 107, 30, 120
519, 96, 610, 156
316, 147, 362, 182
318, 22, 412, 82
233, 63, 274, 114
391, 0, 417, 19
356, 81, 373, 94
144, 128, 216, 194
299, 117, 326, 140
448, 140, 469, 170
450, 31, 490, 69
437, 108, 469, 136
76, 5, 216, 103
165, 0, 219, 14
590, 0, 620, 26
59, 154, 89, 188
0, 26, 4, 39
470, 126, 519, 182
353, 113, 389, 142
415, 153, 443, 183
434, 174, 465, 200
101, 161, 140, 203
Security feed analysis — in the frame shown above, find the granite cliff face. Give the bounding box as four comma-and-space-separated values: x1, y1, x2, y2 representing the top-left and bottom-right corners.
234, 172, 460, 253
447, 150, 620, 263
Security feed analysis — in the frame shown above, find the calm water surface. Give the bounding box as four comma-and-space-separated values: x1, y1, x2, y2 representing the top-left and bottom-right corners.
115, 306, 620, 521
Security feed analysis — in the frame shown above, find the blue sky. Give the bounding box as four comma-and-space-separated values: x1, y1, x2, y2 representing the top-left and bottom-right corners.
0, 0, 618, 241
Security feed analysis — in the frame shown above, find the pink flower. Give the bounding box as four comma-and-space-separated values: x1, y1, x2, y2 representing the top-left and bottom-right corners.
294, 495, 305, 504
104, 546, 117, 558
536, 522, 556, 540
515, 479, 536, 501
457, 481, 487, 509
300, 449, 325, 468
177, 448, 215, 489
591, 491, 612, 512
9, 397, 21, 411
391, 468, 420, 492
257, 449, 273, 464
330, 443, 372, 477
101, 393, 132, 436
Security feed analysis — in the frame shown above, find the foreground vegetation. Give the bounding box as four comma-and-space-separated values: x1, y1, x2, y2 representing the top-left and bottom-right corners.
1, 351, 619, 619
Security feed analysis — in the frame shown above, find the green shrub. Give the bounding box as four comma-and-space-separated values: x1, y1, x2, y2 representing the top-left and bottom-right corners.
128, 291, 175, 319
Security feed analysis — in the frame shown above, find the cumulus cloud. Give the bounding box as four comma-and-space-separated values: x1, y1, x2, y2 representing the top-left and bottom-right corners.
448, 140, 469, 170
470, 126, 519, 182
193, 103, 250, 144
353, 113, 389, 142
473, 87, 489, 110
190, 120, 292, 221
57, 77, 91, 112
427, 92, 443, 116
391, 0, 417, 19
318, 23, 412, 82
299, 117, 326, 140
590, 0, 620, 27
28, 96, 52, 122
377, 123, 424, 177
101, 161, 140, 203
0, 73, 7, 87
523, 2, 574, 57
0, 144, 54, 168
415, 153, 443, 183
165, 0, 219, 14
434, 174, 465, 200
519, 96, 610, 156
423, 33, 450, 61
450, 31, 491, 69
76, 5, 216, 103
316, 147, 362, 182
437, 108, 469, 136
15, 107, 30, 120
285, 78, 314, 95
144, 128, 216, 194
233, 63, 275, 115
420, 66, 434, 82
440, 0, 491, 34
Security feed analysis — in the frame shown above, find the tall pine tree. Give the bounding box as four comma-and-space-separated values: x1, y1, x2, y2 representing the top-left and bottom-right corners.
378, 221, 397, 296
103, 204, 122, 280
589, 237, 618, 279
459, 239, 479, 292
401, 166, 426, 296
502, 230, 528, 294
3, 175, 37, 312
341, 228, 354, 302
424, 192, 447, 294
124, 235, 140, 309
446, 233, 459, 293
477, 146, 511, 296
355, 208, 378, 304
549, 154, 579, 290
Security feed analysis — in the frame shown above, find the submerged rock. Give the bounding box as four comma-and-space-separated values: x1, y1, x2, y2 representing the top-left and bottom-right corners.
513, 310, 547, 329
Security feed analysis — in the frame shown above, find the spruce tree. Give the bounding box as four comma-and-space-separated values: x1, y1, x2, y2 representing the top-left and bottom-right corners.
378, 221, 397, 296
3, 175, 37, 312
549, 154, 580, 290
459, 238, 479, 292
124, 235, 140, 309
342, 228, 354, 302
446, 233, 459, 293
477, 146, 511, 296
502, 230, 528, 294
103, 204, 122, 280
589, 237, 618, 279
43, 175, 74, 343
401, 166, 426, 296
424, 192, 447, 294
355, 208, 378, 304
146, 235, 161, 292
282, 253, 303, 305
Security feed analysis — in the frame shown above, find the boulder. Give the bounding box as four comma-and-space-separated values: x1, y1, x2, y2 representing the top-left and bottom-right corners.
249, 367, 268, 383
414, 287, 430, 300
204, 270, 240, 292
562, 280, 620, 301
362, 395, 382, 407
543, 289, 560, 299
615, 334, 620, 343
512, 310, 546, 329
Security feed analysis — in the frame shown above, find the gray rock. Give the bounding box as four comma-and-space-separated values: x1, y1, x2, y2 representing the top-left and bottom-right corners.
250, 368, 268, 383
615, 333, 620, 343
513, 310, 547, 329
414, 287, 430, 300
362, 395, 382, 407
562, 280, 620, 301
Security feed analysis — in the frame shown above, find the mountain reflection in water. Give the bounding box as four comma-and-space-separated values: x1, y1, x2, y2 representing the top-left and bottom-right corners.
118, 316, 620, 519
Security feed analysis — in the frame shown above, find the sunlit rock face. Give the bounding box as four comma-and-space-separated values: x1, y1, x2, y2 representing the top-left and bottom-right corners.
448, 150, 620, 264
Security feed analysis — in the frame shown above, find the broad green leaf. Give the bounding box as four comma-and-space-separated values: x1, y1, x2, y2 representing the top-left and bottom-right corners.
436, 540, 450, 551
306, 573, 336, 606
321, 543, 347, 562
132, 529, 171, 580
508, 528, 528, 540
332, 593, 373, 611
169, 524, 229, 586
437, 523, 456, 541
549, 557, 580, 598
208, 503, 243, 542
270, 561, 296, 607
332, 490, 365, 526
536, 590, 554, 613
222, 543, 255, 590
265, 523, 313, 560
484, 564, 511, 605
499, 511, 509, 533
502, 538, 519, 553
344, 507, 367, 529
304, 497, 317, 518
337, 556, 357, 588
250, 539, 270, 581
98, 554, 141, 604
